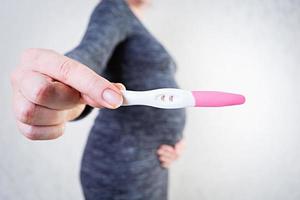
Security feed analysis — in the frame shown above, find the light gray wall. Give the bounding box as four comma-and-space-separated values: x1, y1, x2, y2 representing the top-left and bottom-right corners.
1, 0, 300, 199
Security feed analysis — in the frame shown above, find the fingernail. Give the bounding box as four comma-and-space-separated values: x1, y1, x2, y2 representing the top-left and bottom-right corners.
102, 89, 123, 108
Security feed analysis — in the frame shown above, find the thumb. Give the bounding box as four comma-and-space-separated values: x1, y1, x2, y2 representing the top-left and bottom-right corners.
81, 83, 126, 108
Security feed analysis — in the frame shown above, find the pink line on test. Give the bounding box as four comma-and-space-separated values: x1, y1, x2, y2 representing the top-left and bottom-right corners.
192, 91, 246, 107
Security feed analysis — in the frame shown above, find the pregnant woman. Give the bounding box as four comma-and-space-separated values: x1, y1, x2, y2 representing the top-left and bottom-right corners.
11, 0, 186, 199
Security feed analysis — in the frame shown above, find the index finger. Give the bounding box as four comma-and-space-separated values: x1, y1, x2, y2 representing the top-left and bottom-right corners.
20, 48, 122, 108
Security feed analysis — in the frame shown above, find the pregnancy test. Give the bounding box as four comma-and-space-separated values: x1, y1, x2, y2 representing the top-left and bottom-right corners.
121, 88, 245, 109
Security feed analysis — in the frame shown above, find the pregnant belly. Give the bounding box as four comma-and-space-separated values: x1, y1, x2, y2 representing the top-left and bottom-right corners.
81, 138, 168, 198
101, 106, 185, 143
87, 106, 186, 162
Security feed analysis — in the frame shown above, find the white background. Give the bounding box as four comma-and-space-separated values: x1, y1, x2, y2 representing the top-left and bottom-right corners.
1, 0, 300, 199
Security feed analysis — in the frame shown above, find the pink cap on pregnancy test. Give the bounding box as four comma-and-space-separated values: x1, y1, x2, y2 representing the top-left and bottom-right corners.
192, 91, 246, 107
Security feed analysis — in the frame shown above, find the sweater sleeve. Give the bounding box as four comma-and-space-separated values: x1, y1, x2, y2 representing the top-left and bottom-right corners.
66, 0, 131, 120
66, 0, 130, 73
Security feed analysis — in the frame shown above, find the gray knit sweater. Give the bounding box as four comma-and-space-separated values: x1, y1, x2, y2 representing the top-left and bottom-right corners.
66, 0, 186, 199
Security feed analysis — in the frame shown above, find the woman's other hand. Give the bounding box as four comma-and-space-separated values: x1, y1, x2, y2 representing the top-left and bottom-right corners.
157, 139, 186, 169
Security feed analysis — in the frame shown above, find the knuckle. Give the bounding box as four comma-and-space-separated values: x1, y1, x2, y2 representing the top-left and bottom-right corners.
32, 82, 53, 103
20, 48, 41, 63
22, 125, 39, 140
16, 102, 36, 124
58, 59, 74, 82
